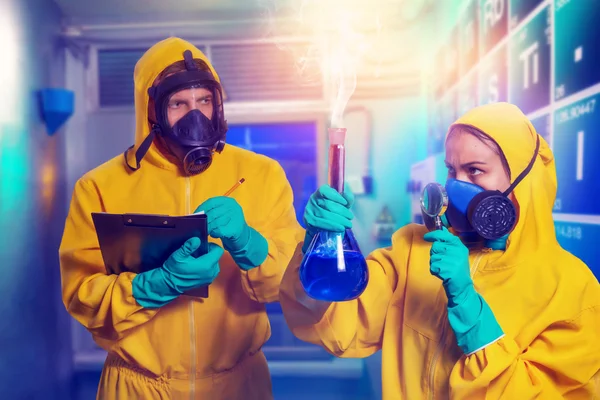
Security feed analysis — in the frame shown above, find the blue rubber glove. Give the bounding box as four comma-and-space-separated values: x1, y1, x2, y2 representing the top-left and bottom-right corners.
302, 184, 355, 253
194, 197, 268, 271
424, 227, 504, 355
132, 237, 223, 308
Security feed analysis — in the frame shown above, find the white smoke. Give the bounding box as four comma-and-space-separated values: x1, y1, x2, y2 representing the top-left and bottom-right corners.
258, 0, 397, 128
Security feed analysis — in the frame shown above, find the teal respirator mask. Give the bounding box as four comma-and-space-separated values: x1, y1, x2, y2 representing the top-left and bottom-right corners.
421, 135, 540, 241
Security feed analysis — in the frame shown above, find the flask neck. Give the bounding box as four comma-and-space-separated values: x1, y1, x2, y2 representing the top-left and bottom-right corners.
328, 127, 346, 193
328, 144, 345, 192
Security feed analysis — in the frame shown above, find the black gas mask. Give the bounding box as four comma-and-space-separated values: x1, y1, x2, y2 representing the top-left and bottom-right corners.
125, 50, 227, 175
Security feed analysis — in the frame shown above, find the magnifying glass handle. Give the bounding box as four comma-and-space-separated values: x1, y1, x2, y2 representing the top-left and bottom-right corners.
434, 217, 444, 230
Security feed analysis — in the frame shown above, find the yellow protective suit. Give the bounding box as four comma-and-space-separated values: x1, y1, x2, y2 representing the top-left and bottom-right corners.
280, 102, 600, 399
59, 37, 304, 399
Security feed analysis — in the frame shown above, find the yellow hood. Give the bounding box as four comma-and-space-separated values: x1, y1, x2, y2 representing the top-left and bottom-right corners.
449, 102, 558, 269
125, 37, 222, 170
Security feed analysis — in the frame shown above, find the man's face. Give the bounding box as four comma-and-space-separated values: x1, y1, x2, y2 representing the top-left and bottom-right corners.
166, 87, 213, 127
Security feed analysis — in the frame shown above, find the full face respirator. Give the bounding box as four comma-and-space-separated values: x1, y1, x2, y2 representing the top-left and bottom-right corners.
125, 50, 227, 175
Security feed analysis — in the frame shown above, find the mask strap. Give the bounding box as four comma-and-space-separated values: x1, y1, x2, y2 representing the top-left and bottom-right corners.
502, 134, 540, 196
124, 129, 156, 171
183, 50, 198, 71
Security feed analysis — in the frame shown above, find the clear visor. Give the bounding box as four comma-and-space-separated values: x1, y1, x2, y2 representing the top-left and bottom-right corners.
166, 85, 218, 120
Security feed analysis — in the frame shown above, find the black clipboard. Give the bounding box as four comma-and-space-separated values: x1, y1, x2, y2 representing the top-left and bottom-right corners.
91, 212, 210, 298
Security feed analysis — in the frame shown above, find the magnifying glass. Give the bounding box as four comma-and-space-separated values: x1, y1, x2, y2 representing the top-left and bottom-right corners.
420, 183, 448, 230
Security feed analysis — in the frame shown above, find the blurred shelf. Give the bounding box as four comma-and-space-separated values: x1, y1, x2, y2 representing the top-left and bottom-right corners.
265, 301, 284, 313
263, 346, 334, 361
73, 348, 364, 379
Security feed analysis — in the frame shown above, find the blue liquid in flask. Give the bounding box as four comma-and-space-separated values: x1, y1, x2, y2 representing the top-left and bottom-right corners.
299, 229, 369, 302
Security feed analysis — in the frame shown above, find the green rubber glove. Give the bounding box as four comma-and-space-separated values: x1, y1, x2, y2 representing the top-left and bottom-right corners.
194, 197, 268, 271
132, 237, 223, 308
302, 184, 355, 254
423, 227, 504, 355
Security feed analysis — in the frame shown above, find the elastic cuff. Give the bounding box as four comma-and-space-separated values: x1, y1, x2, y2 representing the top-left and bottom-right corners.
132, 269, 179, 309
465, 334, 505, 356
227, 227, 269, 270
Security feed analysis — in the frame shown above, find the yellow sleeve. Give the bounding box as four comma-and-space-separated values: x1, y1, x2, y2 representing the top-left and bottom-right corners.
240, 161, 304, 303
449, 304, 600, 399
59, 178, 159, 343
279, 226, 410, 358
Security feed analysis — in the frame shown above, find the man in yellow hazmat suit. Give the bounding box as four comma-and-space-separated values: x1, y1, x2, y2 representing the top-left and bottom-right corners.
59, 37, 303, 399
280, 102, 600, 399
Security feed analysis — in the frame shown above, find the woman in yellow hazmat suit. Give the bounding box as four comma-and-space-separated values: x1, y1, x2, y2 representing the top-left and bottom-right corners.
280, 102, 600, 399
59, 37, 303, 399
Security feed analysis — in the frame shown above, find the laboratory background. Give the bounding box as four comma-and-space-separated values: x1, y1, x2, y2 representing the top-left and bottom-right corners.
0, 0, 598, 398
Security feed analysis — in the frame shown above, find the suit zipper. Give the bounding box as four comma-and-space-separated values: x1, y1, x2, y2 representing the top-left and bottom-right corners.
427, 251, 486, 399
185, 177, 196, 399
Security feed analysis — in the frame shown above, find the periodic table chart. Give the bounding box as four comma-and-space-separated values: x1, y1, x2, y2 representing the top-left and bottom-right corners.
424, 0, 600, 278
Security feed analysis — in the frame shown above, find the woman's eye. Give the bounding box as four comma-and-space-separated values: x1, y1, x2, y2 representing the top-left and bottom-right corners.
469, 167, 483, 176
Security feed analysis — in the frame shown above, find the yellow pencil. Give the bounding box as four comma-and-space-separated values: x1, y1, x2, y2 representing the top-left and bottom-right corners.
223, 178, 245, 197
194, 178, 246, 214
